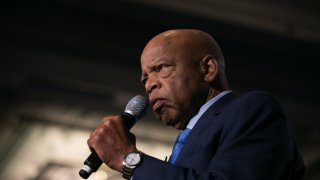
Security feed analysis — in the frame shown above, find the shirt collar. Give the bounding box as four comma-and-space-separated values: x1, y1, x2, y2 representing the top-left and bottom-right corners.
186, 90, 232, 130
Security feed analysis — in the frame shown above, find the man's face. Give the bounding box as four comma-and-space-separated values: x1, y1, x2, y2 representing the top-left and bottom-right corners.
140, 41, 207, 130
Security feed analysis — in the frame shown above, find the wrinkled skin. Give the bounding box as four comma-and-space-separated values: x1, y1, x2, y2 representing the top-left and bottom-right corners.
140, 29, 224, 130
87, 115, 137, 172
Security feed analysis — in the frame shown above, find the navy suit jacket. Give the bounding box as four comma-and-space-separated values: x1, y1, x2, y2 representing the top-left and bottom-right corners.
134, 91, 305, 179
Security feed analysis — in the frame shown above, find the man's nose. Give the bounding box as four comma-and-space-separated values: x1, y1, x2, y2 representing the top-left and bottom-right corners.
145, 75, 160, 94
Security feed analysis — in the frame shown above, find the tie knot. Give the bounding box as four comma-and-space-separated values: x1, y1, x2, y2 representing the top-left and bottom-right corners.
177, 128, 191, 143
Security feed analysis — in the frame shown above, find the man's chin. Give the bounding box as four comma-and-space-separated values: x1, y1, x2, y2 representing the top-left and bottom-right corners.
158, 115, 177, 127
154, 109, 184, 129
160, 118, 185, 130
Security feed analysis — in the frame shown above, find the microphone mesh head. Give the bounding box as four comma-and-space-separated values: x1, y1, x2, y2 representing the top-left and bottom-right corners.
124, 95, 148, 120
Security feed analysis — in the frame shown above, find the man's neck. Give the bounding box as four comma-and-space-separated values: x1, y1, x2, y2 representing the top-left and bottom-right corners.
186, 90, 232, 130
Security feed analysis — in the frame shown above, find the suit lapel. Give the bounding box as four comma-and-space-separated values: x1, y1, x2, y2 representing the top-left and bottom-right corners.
175, 92, 236, 164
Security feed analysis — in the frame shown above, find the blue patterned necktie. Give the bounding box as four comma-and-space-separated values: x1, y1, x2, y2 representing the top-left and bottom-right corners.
169, 128, 191, 164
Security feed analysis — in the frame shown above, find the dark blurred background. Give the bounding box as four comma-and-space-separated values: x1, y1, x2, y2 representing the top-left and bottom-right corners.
1, 0, 319, 179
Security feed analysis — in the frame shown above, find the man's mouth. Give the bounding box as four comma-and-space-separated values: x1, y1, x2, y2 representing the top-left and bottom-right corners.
151, 98, 165, 112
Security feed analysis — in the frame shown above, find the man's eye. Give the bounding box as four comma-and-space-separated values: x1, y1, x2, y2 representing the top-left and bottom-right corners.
155, 64, 168, 72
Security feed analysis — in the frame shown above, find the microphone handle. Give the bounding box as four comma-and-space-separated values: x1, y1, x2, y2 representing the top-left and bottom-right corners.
79, 113, 135, 179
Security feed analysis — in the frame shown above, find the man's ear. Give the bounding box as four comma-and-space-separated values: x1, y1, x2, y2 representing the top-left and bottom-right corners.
200, 55, 218, 82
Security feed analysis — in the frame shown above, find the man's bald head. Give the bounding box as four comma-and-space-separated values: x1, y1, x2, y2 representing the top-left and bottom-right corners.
144, 29, 225, 69
141, 29, 228, 90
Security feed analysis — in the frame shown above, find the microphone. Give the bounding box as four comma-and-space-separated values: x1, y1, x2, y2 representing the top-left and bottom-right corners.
79, 95, 148, 179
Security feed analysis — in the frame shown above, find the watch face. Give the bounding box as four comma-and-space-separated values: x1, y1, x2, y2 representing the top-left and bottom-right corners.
125, 152, 141, 166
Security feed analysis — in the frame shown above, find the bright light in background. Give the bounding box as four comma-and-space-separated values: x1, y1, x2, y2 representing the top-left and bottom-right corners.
0, 116, 176, 180
1, 124, 92, 180
94, 170, 108, 180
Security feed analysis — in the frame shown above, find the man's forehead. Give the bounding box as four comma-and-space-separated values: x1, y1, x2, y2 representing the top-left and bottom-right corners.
142, 45, 164, 59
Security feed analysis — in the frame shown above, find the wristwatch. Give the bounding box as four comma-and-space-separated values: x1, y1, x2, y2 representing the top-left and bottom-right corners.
122, 151, 143, 179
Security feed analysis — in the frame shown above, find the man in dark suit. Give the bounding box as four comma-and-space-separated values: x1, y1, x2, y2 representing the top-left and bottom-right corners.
87, 29, 305, 179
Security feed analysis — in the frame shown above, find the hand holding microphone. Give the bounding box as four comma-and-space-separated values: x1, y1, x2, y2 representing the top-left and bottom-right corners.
79, 95, 148, 179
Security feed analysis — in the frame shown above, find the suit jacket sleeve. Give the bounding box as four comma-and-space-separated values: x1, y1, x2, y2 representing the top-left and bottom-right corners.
133, 91, 305, 179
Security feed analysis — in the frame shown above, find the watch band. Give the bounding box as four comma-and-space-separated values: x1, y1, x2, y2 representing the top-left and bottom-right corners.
122, 165, 135, 179
122, 152, 143, 179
